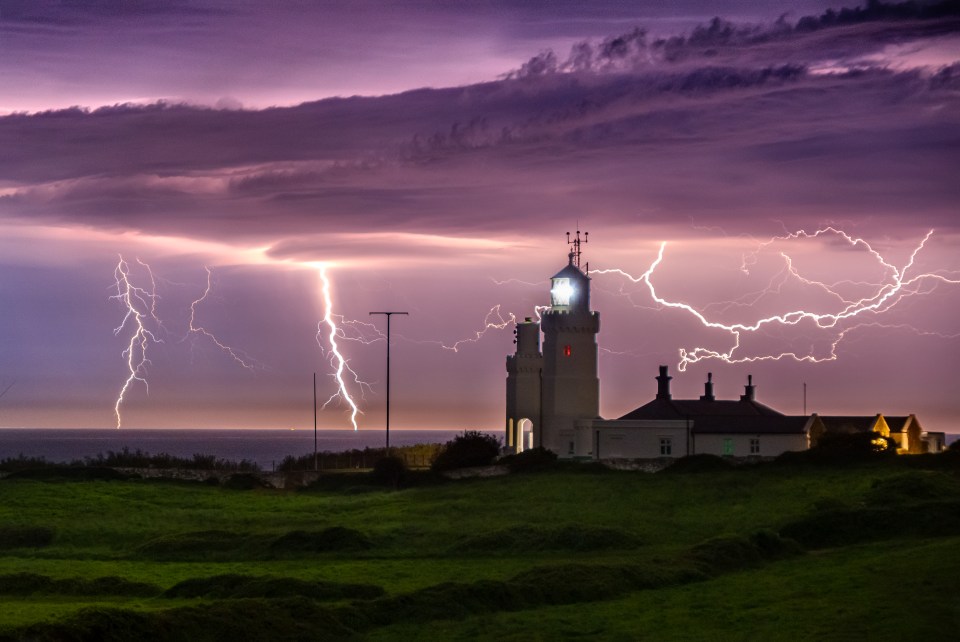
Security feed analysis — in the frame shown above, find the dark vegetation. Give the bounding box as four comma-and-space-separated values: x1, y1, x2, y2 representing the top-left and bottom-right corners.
497, 447, 558, 473
0, 525, 55, 550
162, 574, 383, 601
0, 448, 259, 473
452, 524, 641, 553
136, 527, 372, 560
0, 574, 158, 598
429, 430, 501, 472
278, 444, 441, 472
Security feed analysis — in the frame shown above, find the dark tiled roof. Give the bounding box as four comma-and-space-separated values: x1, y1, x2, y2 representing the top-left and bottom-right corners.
693, 415, 810, 434
618, 398, 785, 421
883, 416, 911, 432
818, 416, 879, 434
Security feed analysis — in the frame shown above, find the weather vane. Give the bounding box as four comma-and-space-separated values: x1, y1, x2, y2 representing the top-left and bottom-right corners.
566, 228, 588, 270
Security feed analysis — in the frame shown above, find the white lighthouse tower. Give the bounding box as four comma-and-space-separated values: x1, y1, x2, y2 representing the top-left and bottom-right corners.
506, 231, 600, 457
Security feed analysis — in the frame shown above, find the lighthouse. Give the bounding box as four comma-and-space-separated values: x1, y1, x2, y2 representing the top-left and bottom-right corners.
506, 231, 600, 457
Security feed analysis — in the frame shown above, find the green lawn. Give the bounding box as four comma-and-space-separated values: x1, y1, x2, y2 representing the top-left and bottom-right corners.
0, 460, 957, 640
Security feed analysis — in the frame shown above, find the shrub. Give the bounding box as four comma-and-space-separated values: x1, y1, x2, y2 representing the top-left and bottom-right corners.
221, 473, 270, 490
430, 431, 501, 472
372, 456, 408, 488
778, 431, 897, 465
498, 447, 558, 473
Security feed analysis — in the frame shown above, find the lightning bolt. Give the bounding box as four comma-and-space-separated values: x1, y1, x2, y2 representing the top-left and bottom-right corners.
110, 256, 162, 428
186, 266, 259, 369
595, 228, 960, 371
315, 265, 365, 431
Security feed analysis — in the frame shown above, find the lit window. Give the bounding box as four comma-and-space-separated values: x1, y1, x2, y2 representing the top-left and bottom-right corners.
659, 438, 672, 456
749, 438, 760, 455
564, 345, 572, 357
723, 438, 734, 456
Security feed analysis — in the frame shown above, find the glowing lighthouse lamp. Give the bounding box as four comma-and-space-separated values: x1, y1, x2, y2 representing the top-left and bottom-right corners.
550, 278, 576, 307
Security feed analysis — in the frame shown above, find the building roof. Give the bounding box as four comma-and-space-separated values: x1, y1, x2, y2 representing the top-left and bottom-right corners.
818, 415, 881, 434
616, 398, 805, 435
692, 415, 811, 435
618, 397, 785, 421
551, 261, 588, 282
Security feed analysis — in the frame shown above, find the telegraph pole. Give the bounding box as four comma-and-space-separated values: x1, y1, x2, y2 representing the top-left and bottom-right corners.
369, 311, 408, 453
313, 372, 318, 471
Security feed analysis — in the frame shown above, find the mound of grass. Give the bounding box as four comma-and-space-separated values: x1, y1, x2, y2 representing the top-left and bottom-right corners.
0, 573, 159, 597
688, 530, 802, 574
452, 524, 640, 553
135, 530, 252, 559
15, 597, 358, 642
136, 526, 375, 560
0, 525, 54, 550
865, 471, 960, 506
163, 574, 383, 601
271, 527, 372, 553
780, 500, 960, 548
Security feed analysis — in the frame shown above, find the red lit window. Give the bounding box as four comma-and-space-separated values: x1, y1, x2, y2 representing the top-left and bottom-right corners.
564, 345, 572, 357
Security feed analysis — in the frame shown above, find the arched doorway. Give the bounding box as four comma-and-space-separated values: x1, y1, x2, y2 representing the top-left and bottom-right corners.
517, 418, 533, 453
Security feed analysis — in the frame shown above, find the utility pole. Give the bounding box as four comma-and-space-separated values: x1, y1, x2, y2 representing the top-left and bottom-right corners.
369, 311, 408, 454
313, 372, 318, 471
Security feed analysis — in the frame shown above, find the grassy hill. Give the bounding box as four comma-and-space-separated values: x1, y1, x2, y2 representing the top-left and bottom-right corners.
0, 457, 958, 640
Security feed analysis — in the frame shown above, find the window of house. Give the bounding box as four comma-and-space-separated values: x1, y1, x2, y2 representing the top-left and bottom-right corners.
750, 438, 760, 455
568, 441, 575, 455
722, 438, 734, 456
659, 437, 672, 456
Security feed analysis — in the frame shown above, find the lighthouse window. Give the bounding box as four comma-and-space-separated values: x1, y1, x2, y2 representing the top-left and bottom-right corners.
564, 345, 572, 357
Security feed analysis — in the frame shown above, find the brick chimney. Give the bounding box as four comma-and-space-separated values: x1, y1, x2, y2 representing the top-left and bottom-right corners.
700, 372, 715, 401
656, 365, 672, 400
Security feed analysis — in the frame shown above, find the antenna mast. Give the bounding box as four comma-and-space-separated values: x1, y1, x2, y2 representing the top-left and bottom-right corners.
566, 228, 588, 270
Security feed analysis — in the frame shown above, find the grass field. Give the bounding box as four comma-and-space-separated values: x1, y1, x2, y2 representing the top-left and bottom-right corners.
0, 457, 958, 640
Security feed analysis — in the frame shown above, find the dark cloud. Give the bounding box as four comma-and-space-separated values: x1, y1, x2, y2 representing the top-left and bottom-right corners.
507, 1, 960, 78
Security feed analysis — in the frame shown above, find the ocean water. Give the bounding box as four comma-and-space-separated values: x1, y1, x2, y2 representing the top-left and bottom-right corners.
0, 428, 469, 470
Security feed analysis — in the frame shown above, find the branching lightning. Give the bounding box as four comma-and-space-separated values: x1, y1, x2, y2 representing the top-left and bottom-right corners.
186, 266, 259, 369
110, 256, 162, 428
315, 265, 365, 431
595, 228, 960, 371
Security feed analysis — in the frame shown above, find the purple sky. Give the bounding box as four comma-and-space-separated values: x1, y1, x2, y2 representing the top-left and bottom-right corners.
1, 1, 958, 435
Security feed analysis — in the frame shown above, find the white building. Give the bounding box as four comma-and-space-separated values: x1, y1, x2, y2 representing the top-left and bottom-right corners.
505, 241, 944, 460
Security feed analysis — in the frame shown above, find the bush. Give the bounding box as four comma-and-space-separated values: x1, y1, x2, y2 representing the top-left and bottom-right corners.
498, 447, 558, 473
778, 431, 897, 465
430, 431, 501, 472
372, 456, 408, 488
221, 473, 270, 490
